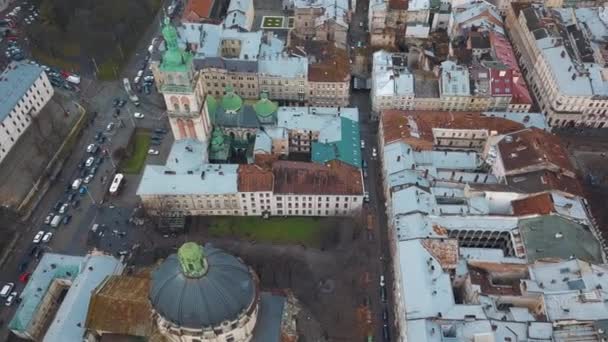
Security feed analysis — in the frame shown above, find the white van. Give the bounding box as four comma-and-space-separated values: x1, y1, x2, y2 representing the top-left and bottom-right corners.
72, 178, 82, 190
91, 223, 99, 233
50, 215, 62, 228
0, 283, 14, 297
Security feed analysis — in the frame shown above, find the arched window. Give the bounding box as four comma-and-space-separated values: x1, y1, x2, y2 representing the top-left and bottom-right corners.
184, 103, 190, 112
173, 102, 180, 111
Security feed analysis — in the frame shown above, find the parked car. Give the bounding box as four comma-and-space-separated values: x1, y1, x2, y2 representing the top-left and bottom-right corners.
32, 230, 45, 244
148, 149, 160, 155
53, 201, 62, 211
106, 122, 115, 131
5, 291, 18, 306
72, 200, 80, 209
44, 213, 54, 225
364, 191, 370, 203
42, 232, 53, 243
59, 203, 68, 214
63, 215, 72, 225
112, 98, 120, 107
133, 112, 144, 119
150, 140, 161, 146
84, 174, 94, 184
89, 166, 98, 175
1, 283, 15, 298
85, 156, 95, 167
372, 147, 378, 159
360, 139, 365, 149
86, 143, 99, 154
95, 132, 103, 141
118, 99, 126, 108
154, 128, 167, 134
67, 193, 76, 203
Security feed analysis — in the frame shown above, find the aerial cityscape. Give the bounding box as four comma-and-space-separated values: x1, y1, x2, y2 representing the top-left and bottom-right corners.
1, 0, 608, 341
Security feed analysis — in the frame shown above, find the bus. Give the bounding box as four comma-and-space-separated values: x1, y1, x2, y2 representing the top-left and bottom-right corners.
109, 173, 124, 195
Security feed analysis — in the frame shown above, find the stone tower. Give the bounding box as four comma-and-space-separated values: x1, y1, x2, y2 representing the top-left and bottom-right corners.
158, 18, 211, 144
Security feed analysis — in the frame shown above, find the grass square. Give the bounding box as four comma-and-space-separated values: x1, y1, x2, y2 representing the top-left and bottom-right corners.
262, 16, 285, 28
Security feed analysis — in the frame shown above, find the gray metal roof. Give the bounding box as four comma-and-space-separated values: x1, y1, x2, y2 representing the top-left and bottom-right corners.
0, 61, 44, 122
251, 292, 286, 342
149, 244, 256, 328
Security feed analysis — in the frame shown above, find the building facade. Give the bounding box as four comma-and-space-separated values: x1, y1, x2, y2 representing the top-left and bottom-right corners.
0, 62, 54, 163
507, 4, 608, 128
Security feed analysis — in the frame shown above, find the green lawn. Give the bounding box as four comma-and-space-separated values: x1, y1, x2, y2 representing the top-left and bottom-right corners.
262, 16, 284, 28
208, 217, 324, 246
120, 131, 150, 174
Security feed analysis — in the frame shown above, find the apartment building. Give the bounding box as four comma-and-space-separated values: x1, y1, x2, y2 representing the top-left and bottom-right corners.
377, 110, 604, 341
304, 41, 351, 107
507, 4, 608, 128
0, 62, 54, 163
286, 0, 350, 49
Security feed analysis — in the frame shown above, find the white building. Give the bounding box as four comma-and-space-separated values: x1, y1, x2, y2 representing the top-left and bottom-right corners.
377, 110, 605, 341
507, 4, 608, 128
0, 62, 54, 163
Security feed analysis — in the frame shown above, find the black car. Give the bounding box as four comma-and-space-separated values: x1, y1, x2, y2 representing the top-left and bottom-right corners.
98, 135, 106, 143
67, 193, 76, 202
115, 108, 120, 116
77, 161, 85, 169
95, 132, 103, 141
29, 245, 39, 257
53, 201, 63, 211
382, 308, 389, 323
381, 286, 387, 303
89, 166, 98, 175
112, 98, 120, 107
72, 199, 80, 209
94, 156, 103, 166
63, 215, 72, 225
144, 84, 151, 95
18, 260, 28, 272
154, 128, 168, 134
149, 140, 161, 146
79, 168, 88, 178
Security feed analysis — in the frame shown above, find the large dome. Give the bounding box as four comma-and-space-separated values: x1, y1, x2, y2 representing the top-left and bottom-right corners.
149, 243, 256, 329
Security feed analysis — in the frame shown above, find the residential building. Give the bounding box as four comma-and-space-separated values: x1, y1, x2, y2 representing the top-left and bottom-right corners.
304, 40, 351, 107
377, 110, 605, 341
9, 252, 123, 341
286, 0, 350, 49
224, 0, 254, 31
0, 61, 54, 163
506, 4, 608, 128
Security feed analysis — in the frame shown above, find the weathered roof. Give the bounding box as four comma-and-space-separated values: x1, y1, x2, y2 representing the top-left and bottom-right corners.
506, 171, 583, 197
182, 0, 215, 21
0, 62, 44, 123
511, 193, 554, 216
519, 215, 603, 263
85, 275, 154, 337
380, 110, 525, 149
272, 160, 363, 195
303, 41, 350, 82
238, 164, 274, 192
311, 117, 361, 168
150, 243, 257, 329
498, 128, 575, 176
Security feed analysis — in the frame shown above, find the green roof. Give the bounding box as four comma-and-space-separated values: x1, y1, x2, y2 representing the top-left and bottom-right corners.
253, 92, 278, 118
160, 17, 193, 72
210, 128, 226, 152
312, 117, 361, 168
221, 86, 243, 112
178, 242, 208, 278
519, 215, 603, 263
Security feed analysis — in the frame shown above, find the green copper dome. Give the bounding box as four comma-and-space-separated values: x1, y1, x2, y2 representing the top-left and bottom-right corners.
221, 86, 243, 112
178, 242, 208, 278
254, 92, 278, 118
160, 17, 192, 72
210, 129, 225, 152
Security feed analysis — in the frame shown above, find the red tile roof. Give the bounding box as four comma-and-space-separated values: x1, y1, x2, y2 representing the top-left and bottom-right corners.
498, 128, 575, 176
182, 0, 214, 22
238, 164, 274, 192
272, 160, 363, 195
511, 192, 555, 216
489, 32, 532, 105
490, 68, 513, 97
380, 110, 526, 150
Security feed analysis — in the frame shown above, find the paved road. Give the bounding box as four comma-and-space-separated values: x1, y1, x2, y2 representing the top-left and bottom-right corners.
352, 89, 396, 342
0, 1, 173, 337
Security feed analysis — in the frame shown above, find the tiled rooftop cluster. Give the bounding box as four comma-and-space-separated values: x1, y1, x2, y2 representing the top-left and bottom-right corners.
379, 110, 607, 341
371, 1, 533, 114
138, 105, 362, 198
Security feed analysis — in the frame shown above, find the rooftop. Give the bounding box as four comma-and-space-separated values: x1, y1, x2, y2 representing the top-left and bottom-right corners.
296, 39, 350, 82
272, 160, 363, 195
85, 275, 154, 337
9, 253, 123, 341
0, 61, 44, 122
497, 128, 575, 176
518, 215, 603, 263
380, 110, 525, 149
137, 139, 239, 196
238, 164, 274, 192
182, 0, 215, 21
372, 51, 415, 97
439, 61, 470, 97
